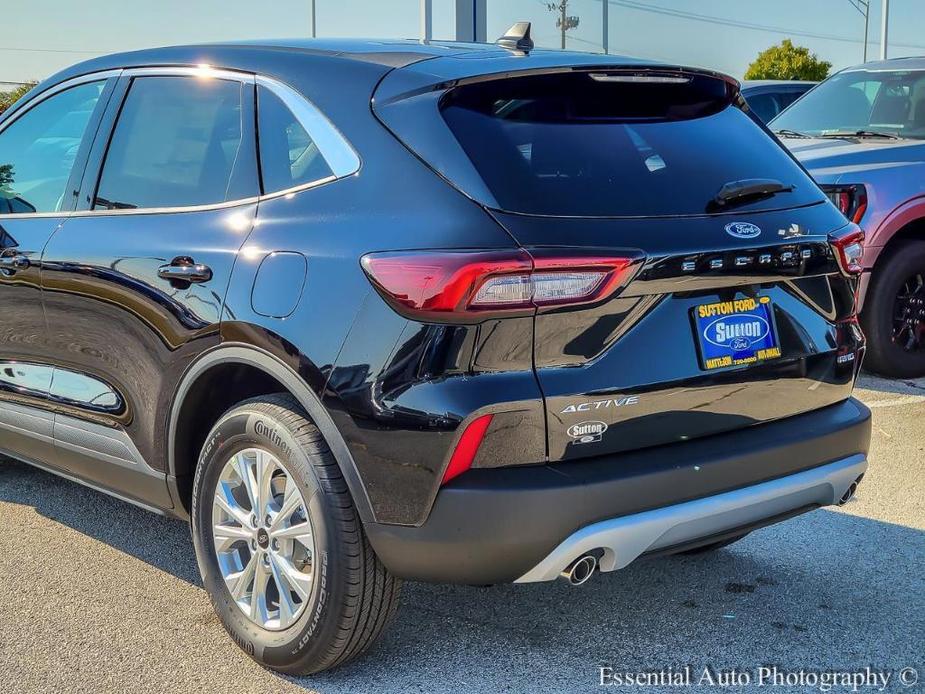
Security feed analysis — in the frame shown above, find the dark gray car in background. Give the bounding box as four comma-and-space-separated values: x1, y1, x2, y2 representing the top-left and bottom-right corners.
741, 80, 816, 123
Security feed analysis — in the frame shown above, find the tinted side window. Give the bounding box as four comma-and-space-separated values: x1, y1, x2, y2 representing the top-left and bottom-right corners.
257, 86, 333, 194
0, 81, 105, 214
95, 77, 256, 210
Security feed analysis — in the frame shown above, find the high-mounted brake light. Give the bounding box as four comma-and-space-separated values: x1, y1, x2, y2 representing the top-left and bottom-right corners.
360, 250, 642, 320
830, 226, 865, 276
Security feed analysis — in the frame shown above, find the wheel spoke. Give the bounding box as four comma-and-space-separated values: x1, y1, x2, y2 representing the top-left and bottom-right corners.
271, 554, 312, 600
234, 453, 259, 513
269, 553, 299, 623
250, 558, 271, 624
214, 485, 251, 527
270, 477, 303, 533
228, 552, 257, 601
270, 521, 313, 547
255, 450, 276, 520
213, 522, 252, 550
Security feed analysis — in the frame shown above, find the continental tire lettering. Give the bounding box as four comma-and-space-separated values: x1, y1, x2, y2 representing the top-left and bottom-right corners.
231, 631, 255, 656
253, 418, 293, 458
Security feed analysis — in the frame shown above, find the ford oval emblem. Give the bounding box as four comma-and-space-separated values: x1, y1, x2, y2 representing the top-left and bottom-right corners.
703, 314, 770, 349
725, 222, 762, 239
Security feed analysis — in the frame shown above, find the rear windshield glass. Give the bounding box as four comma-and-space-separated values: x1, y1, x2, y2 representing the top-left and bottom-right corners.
440, 72, 820, 217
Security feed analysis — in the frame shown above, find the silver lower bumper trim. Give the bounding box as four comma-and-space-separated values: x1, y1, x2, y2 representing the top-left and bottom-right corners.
515, 454, 867, 583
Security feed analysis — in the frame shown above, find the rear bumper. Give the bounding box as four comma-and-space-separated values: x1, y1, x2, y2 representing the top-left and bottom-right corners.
365, 397, 871, 585
516, 453, 865, 582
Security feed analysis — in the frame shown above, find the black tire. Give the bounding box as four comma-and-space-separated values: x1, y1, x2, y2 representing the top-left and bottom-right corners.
677, 532, 749, 555
861, 239, 925, 378
191, 393, 401, 675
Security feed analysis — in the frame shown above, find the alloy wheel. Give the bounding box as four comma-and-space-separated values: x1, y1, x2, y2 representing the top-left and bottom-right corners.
211, 447, 315, 630
892, 271, 925, 352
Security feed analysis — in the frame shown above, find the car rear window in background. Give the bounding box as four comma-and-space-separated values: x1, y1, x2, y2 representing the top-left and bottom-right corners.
744, 92, 781, 123
440, 72, 820, 217
94, 76, 256, 210
772, 69, 925, 139
257, 85, 333, 194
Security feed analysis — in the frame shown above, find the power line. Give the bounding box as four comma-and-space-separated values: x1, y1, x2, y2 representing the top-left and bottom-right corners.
0, 46, 101, 55
605, 0, 925, 50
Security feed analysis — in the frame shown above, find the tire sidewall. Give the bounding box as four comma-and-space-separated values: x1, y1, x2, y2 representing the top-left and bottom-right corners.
191, 404, 346, 670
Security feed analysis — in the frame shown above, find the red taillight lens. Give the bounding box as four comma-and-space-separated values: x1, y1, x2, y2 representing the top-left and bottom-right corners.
821, 184, 868, 224
361, 250, 641, 320
441, 414, 493, 485
830, 226, 866, 275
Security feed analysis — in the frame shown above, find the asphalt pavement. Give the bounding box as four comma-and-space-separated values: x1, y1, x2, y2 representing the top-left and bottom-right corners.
0, 374, 922, 693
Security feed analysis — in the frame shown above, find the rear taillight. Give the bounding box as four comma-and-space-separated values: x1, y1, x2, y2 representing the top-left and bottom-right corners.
821, 184, 868, 223
361, 250, 642, 320
829, 225, 865, 276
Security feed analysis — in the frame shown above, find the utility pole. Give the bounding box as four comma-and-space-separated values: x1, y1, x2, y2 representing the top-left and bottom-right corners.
547, 1, 580, 50
862, 2, 869, 61
602, 0, 609, 54
848, 0, 870, 62
421, 0, 433, 42
880, 0, 889, 60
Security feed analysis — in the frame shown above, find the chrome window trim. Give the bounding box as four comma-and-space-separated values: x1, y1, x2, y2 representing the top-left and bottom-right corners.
0, 67, 361, 219
0, 69, 123, 136
120, 65, 256, 83
256, 74, 361, 185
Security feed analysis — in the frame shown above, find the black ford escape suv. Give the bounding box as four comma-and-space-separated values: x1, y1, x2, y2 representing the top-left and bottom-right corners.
0, 33, 871, 674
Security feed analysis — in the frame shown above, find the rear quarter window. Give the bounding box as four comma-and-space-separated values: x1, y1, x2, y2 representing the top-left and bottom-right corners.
257, 85, 334, 194
438, 71, 822, 217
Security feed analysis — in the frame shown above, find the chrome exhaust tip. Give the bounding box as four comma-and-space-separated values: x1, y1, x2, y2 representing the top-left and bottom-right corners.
838, 474, 864, 505
560, 554, 597, 586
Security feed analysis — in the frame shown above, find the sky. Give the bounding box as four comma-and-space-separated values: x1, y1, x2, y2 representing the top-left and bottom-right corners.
3, 0, 925, 86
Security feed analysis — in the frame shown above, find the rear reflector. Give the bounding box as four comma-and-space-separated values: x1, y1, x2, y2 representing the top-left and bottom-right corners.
441, 414, 493, 485
361, 250, 641, 320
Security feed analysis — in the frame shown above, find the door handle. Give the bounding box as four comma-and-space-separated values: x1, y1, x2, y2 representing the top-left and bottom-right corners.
157, 256, 212, 283
0, 253, 30, 274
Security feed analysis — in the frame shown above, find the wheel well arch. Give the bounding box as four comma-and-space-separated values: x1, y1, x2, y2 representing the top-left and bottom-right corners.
888, 216, 925, 246
168, 344, 373, 523
871, 200, 925, 265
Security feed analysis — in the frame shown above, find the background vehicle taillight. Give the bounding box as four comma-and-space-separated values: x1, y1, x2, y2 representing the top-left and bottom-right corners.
821, 184, 868, 223
829, 225, 865, 276
361, 250, 643, 320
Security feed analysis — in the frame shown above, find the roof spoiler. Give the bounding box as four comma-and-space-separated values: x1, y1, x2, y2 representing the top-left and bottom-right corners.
496, 22, 534, 52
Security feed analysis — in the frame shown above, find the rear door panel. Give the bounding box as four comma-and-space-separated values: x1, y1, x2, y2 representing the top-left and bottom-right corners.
38, 71, 259, 502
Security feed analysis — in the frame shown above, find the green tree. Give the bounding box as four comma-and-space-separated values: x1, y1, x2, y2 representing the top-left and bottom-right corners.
0, 164, 12, 189
0, 82, 37, 115
744, 40, 831, 81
